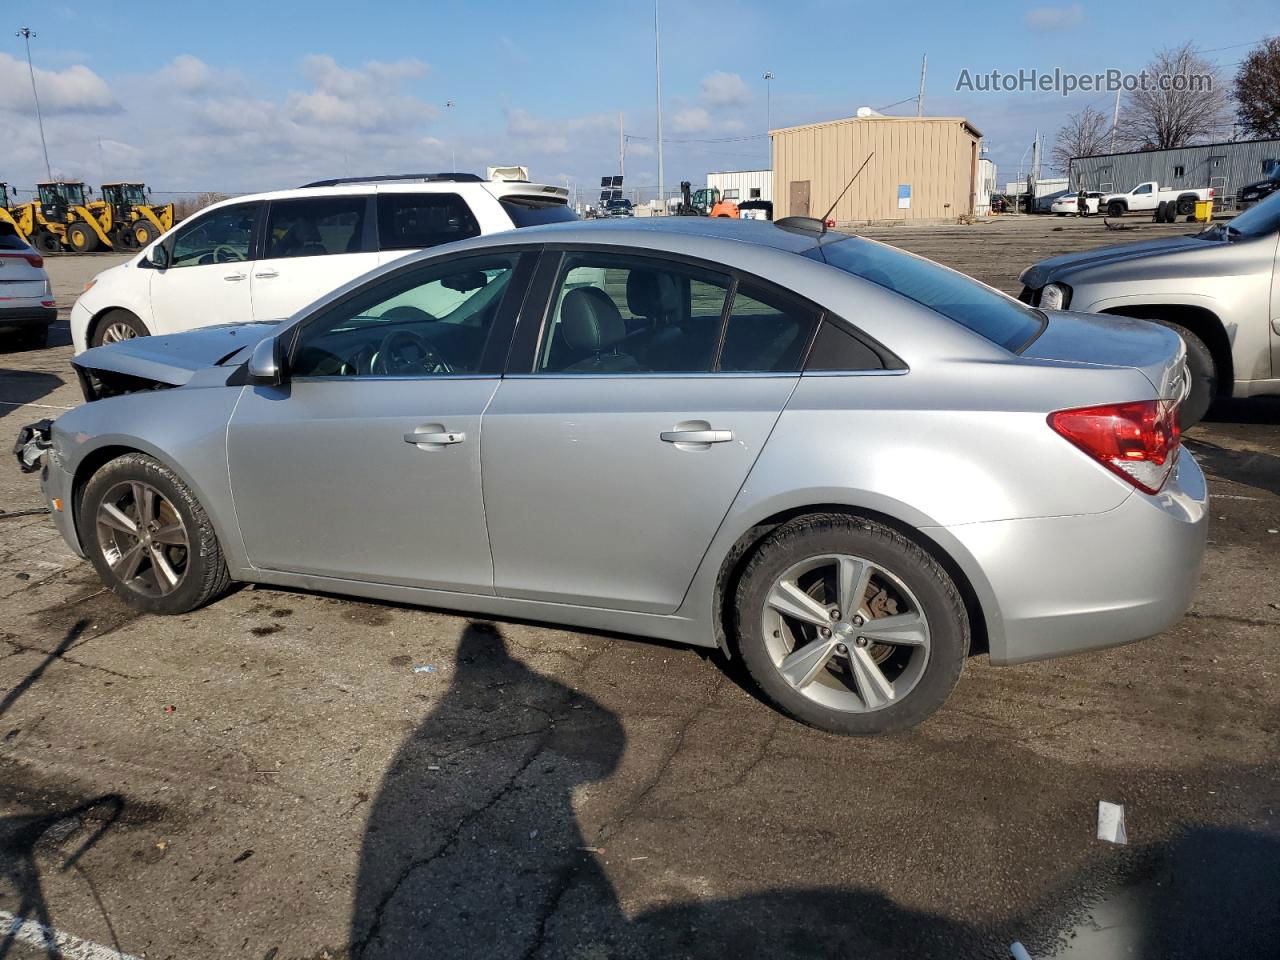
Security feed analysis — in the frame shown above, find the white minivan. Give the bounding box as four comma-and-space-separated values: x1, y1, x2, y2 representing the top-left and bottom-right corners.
70, 174, 573, 352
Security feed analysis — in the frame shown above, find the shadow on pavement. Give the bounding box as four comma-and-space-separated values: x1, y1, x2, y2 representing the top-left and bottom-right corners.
0, 793, 125, 959
0, 369, 64, 424
1184, 436, 1280, 497
350, 623, 1280, 959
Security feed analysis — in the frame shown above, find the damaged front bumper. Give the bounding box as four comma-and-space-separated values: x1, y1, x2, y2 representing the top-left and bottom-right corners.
13, 418, 53, 473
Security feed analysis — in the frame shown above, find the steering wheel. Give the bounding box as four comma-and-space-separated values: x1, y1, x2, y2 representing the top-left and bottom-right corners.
212, 244, 245, 263
371, 329, 452, 376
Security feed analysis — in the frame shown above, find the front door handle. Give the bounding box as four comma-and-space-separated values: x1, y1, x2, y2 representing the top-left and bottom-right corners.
404, 427, 466, 446
254, 269, 279, 279
660, 429, 734, 444
224, 272, 247, 282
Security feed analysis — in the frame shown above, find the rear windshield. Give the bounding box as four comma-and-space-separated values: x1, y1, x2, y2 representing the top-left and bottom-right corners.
807, 237, 1044, 352
0, 222, 27, 250
500, 196, 577, 228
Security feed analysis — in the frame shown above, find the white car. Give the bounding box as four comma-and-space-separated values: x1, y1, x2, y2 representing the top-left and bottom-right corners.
1050, 192, 1103, 216
1099, 181, 1213, 219
70, 174, 573, 351
0, 221, 56, 349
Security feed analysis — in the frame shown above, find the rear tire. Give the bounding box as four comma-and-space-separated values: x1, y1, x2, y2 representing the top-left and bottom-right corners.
90, 310, 148, 347
1176, 197, 1195, 217
67, 222, 99, 253
733, 514, 969, 735
79, 453, 232, 615
1153, 321, 1216, 428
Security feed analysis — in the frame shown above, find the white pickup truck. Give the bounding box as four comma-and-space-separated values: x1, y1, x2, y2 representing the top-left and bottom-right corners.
1101, 181, 1214, 219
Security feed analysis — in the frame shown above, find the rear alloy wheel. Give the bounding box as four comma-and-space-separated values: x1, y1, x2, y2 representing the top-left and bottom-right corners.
91, 310, 148, 347
80, 453, 231, 614
67, 222, 99, 253
1176, 197, 1196, 217
735, 515, 968, 734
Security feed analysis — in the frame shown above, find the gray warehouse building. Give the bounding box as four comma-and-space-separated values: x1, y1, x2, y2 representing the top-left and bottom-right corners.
1068, 138, 1280, 203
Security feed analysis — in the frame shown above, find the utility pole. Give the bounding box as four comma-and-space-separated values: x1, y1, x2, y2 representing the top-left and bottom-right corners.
619, 112, 625, 178
654, 0, 664, 214
763, 71, 774, 131
917, 54, 927, 117
445, 99, 456, 171
17, 28, 52, 181
1110, 87, 1120, 152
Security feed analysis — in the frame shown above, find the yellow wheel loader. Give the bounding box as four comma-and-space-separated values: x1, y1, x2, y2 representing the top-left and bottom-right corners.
27, 181, 113, 253
98, 183, 174, 248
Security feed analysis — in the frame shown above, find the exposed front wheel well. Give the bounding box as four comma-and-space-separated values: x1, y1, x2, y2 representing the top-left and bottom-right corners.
70, 445, 147, 547
1099, 304, 1233, 395
712, 504, 990, 660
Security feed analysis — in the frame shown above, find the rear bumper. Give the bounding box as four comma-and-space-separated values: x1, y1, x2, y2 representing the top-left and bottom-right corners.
0, 306, 57, 329
945, 451, 1208, 665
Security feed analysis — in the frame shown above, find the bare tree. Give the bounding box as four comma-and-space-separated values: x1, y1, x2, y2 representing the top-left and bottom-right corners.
1235, 37, 1280, 138
172, 192, 231, 222
1051, 107, 1112, 176
1117, 44, 1230, 149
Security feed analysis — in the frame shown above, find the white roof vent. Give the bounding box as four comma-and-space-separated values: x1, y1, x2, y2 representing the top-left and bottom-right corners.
855, 106, 884, 118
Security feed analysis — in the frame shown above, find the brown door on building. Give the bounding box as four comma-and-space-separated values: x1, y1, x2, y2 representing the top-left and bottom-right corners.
789, 180, 811, 217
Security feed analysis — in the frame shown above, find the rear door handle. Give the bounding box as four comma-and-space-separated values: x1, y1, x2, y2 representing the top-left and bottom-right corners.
254, 270, 279, 279
660, 429, 734, 444
224, 272, 247, 282
404, 428, 466, 446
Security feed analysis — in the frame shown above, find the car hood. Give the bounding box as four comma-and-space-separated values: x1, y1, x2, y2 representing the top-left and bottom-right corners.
73, 322, 279, 386
1019, 234, 1206, 287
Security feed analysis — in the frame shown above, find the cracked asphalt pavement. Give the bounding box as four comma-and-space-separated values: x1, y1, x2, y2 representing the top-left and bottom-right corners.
0, 218, 1277, 959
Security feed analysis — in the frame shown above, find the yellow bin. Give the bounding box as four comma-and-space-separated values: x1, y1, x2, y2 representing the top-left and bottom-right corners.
1194, 200, 1214, 223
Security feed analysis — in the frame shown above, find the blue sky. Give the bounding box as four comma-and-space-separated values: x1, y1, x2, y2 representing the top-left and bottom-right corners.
1, 0, 1276, 201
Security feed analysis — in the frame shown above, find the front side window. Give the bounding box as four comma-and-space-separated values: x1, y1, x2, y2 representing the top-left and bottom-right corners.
290, 253, 518, 378
169, 203, 259, 268
808, 237, 1044, 353
265, 196, 368, 259
536, 254, 731, 373
377, 193, 480, 251
1133, 183, 1152, 195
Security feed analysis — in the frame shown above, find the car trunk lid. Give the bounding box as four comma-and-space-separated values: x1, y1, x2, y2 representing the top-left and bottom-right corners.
1023, 309, 1188, 402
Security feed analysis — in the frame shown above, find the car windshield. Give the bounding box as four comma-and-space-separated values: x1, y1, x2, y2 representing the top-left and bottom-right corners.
807, 236, 1045, 352
1203, 189, 1280, 240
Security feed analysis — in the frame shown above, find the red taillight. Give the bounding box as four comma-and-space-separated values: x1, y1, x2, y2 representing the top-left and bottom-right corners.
1048, 400, 1181, 494
24, 253, 43, 269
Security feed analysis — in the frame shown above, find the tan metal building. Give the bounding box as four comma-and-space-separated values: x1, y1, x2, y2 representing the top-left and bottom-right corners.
771, 115, 983, 223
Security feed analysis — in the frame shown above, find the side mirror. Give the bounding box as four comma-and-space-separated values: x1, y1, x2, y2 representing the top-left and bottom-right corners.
247, 337, 283, 386
144, 244, 169, 269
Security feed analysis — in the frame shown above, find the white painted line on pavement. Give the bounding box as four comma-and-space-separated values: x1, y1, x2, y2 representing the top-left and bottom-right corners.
0, 400, 75, 410
0, 909, 140, 959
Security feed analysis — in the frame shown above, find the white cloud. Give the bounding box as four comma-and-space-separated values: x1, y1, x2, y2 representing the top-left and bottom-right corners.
701, 71, 750, 108
504, 107, 613, 156
671, 106, 711, 133
0, 53, 116, 114
160, 54, 214, 92
1024, 4, 1084, 30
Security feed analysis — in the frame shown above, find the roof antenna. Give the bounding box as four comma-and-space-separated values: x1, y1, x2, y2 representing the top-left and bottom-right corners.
820, 151, 875, 233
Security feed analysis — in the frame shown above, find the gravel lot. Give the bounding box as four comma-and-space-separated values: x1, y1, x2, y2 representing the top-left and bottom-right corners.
0, 217, 1277, 959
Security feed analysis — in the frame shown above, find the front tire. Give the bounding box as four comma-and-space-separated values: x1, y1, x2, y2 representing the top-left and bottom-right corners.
90, 310, 149, 346
733, 514, 968, 735
1107, 201, 1125, 218
1154, 321, 1216, 428
67, 222, 99, 253
79, 453, 232, 614
132, 220, 160, 246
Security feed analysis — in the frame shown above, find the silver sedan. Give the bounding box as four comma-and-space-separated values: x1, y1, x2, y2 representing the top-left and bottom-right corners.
20, 217, 1207, 734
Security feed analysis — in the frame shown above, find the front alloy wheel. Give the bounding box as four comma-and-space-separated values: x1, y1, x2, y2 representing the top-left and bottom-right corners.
96, 480, 190, 597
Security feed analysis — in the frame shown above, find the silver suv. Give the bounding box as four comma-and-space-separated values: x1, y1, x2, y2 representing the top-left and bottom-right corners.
1019, 189, 1280, 426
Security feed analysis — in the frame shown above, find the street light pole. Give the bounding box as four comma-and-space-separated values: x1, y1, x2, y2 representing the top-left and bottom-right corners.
654, 0, 664, 213
762, 71, 774, 131
445, 99, 456, 171
17, 28, 52, 181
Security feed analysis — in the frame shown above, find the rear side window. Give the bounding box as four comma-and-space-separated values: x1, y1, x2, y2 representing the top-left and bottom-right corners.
500, 196, 577, 227
265, 196, 368, 259
719, 283, 819, 372
377, 193, 480, 251
808, 237, 1044, 352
